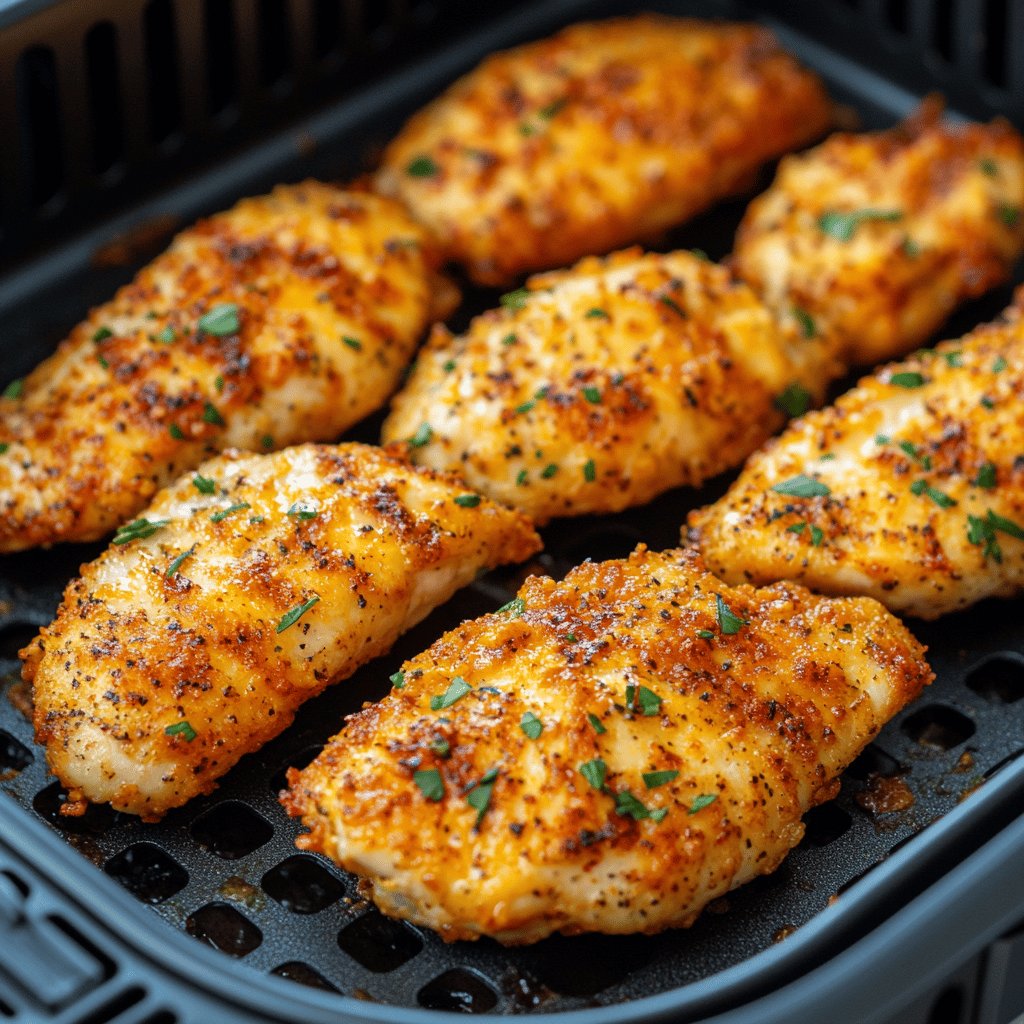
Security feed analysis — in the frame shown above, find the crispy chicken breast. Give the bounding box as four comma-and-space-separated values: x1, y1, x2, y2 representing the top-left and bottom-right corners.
733, 98, 1024, 367
691, 296, 1024, 618
382, 248, 835, 524
0, 183, 457, 553
375, 15, 831, 285
283, 546, 931, 943
22, 443, 540, 819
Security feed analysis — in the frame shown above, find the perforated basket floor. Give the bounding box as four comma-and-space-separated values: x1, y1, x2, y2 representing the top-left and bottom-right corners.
1, 0, 1024, 1018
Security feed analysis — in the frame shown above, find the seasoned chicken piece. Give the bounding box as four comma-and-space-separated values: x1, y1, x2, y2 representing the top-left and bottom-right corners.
382, 248, 835, 524
375, 16, 831, 285
22, 443, 539, 819
283, 546, 931, 943
0, 183, 457, 553
692, 299, 1024, 618
733, 98, 1024, 367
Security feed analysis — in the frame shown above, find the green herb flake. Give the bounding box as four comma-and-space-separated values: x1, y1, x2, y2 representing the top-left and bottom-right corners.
2, 379, 23, 399
772, 474, 831, 498
429, 736, 450, 758
998, 204, 1021, 227
197, 303, 240, 337
980, 157, 999, 176
539, 97, 566, 119
974, 462, 998, 489
981, 396, 996, 409
406, 155, 439, 178
689, 793, 718, 815
898, 440, 931, 469
541, 463, 559, 479
579, 758, 607, 791
988, 509, 1024, 539
910, 480, 957, 508
696, 629, 715, 640
454, 493, 481, 508
583, 459, 596, 483
716, 594, 748, 635
192, 474, 216, 495
659, 295, 686, 317
210, 502, 250, 523
787, 522, 807, 535
390, 670, 406, 689
614, 790, 666, 823
168, 424, 185, 440
500, 288, 530, 312
97, 355, 109, 369
635, 685, 663, 716
515, 399, 536, 415
501, 333, 517, 346
430, 676, 472, 711
248, 515, 264, 524
214, 374, 225, 392
276, 594, 320, 633
992, 356, 1007, 373
642, 769, 679, 789
202, 402, 225, 427
466, 768, 498, 826
413, 767, 444, 802
286, 501, 317, 521
165, 720, 197, 742
516, 469, 528, 486
875, 434, 891, 446
113, 518, 171, 544
261, 434, 274, 450
774, 382, 812, 418
0, 443, 8, 455
819, 208, 903, 242
902, 237, 922, 258
166, 545, 196, 578
156, 325, 176, 344
889, 372, 926, 389
408, 422, 433, 448
497, 596, 526, 617
792, 306, 816, 339
92, 326, 113, 343
585, 308, 609, 319
582, 386, 602, 404
587, 712, 607, 734
520, 711, 543, 740
810, 524, 824, 546
443, 359, 457, 373
342, 335, 362, 351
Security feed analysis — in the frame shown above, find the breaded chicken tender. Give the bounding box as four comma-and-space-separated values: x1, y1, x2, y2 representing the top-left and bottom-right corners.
0, 183, 457, 552
375, 16, 831, 285
22, 443, 540, 819
283, 546, 931, 943
382, 248, 835, 524
733, 98, 1024, 367
692, 295, 1024, 618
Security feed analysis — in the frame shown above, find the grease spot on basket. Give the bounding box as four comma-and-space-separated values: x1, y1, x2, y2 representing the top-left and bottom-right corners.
417, 968, 498, 1013
219, 874, 265, 911
855, 775, 915, 816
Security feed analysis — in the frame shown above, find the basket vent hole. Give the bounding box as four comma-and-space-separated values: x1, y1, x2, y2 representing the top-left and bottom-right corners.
362, 0, 396, 48
931, 0, 954, 60
0, 994, 13, 1017
190, 800, 273, 859
801, 802, 852, 847
144, 0, 182, 145
71, 985, 144, 1024
900, 705, 975, 751
0, 621, 41, 660
1, 869, 29, 898
271, 961, 339, 992
204, 0, 238, 118
104, 842, 189, 904
269, 744, 321, 795
965, 653, 1024, 704
928, 985, 965, 1024
982, 0, 1008, 88
884, 0, 908, 33
523, 932, 665, 997
257, 0, 292, 90
16, 45, 64, 208
312, 0, 343, 62
0, 728, 32, 772
337, 908, 422, 972
846, 742, 901, 781
417, 968, 498, 1013
185, 902, 262, 957
84, 21, 124, 176
32, 781, 126, 835
261, 855, 345, 914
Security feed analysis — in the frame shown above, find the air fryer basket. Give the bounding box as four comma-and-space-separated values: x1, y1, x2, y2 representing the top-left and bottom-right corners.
1, 1, 1024, 1022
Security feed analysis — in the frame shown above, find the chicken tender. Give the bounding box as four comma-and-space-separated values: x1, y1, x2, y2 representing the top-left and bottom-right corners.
382, 248, 835, 524
0, 183, 457, 552
692, 297, 1024, 618
733, 98, 1024, 367
375, 15, 831, 285
283, 546, 931, 943
22, 443, 540, 819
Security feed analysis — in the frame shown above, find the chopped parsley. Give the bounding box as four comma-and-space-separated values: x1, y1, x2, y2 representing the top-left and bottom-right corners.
197, 303, 240, 336
818, 208, 903, 242
209, 502, 250, 523
968, 509, 1024, 563
689, 793, 718, 815
579, 758, 607, 791
792, 306, 816, 339
902, 237, 922, 258
454, 493, 481, 508
614, 790, 667, 823
92, 326, 113, 343
165, 720, 197, 742
156, 325, 176, 344
443, 359, 457, 373
466, 767, 498, 826
214, 375, 225, 392
261, 434, 274, 450
539, 97, 566, 119
520, 711, 543, 739
772, 475, 831, 498
625, 684, 663, 716
642, 769, 679, 789
202, 402, 225, 426
696, 629, 715, 640
286, 501, 317, 520
992, 356, 1007, 373
774, 382, 812, 418
516, 469, 528, 486
582, 386, 602, 403
342, 335, 362, 351
413, 768, 444, 801
406, 155, 439, 177
501, 333, 517, 346
276, 595, 320, 633
788, 521, 823, 545
168, 424, 185, 440
585, 308, 609, 319
0, 444, 7, 455
430, 676, 471, 710
500, 288, 530, 312
408, 422, 433, 447
974, 462, 997, 489
390, 670, 406, 689
980, 157, 998, 176
889, 371, 926, 389
587, 712, 607, 734
716, 594, 748, 635
429, 737, 450, 758
541, 463, 559, 479
659, 295, 686, 317
97, 354, 109, 369
192, 474, 216, 495
583, 459, 596, 483
166, 545, 196, 578
2, 379, 23, 399
998, 204, 1020, 227
909, 479, 957, 508
113, 518, 170, 544
898, 440, 931, 469
515, 399, 536, 415
496, 596, 525, 617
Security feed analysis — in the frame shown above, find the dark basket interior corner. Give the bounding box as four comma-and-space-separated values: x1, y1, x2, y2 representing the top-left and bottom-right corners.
1, 1, 1024, 1023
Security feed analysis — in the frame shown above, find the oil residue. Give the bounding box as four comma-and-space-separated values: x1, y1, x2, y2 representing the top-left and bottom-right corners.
855, 773, 914, 815
219, 874, 265, 911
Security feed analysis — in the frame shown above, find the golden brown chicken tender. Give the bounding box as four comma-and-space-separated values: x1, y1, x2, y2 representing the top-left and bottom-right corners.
283, 546, 931, 943
22, 442, 540, 819
691, 293, 1024, 618
733, 98, 1024, 367
0, 183, 457, 553
375, 15, 831, 285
